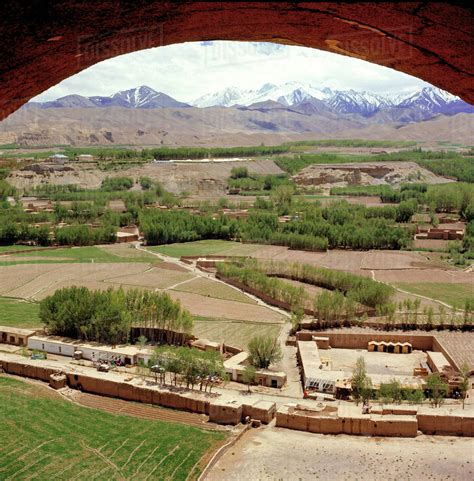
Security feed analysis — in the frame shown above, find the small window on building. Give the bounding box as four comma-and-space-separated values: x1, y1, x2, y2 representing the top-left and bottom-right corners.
59, 346, 62, 353
42, 343, 45, 350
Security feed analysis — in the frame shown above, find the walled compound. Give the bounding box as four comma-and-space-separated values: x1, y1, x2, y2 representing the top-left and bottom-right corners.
296, 330, 471, 399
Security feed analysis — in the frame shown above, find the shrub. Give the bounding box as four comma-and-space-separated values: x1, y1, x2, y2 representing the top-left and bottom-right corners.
101, 176, 134, 191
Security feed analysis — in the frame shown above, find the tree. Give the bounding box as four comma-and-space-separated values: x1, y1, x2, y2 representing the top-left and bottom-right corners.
458, 361, 471, 409
351, 356, 373, 405
137, 335, 147, 350
406, 389, 425, 405
270, 185, 294, 209
396, 199, 418, 222
426, 373, 448, 407
426, 307, 434, 330
139, 176, 154, 190
290, 306, 304, 334
242, 365, 257, 392
230, 166, 248, 179
247, 335, 283, 369
379, 378, 402, 404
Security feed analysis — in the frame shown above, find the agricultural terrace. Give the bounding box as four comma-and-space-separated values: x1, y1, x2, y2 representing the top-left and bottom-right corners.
192, 317, 282, 350
394, 283, 473, 310
0, 376, 226, 480
0, 245, 158, 266
148, 239, 263, 258
0, 248, 285, 345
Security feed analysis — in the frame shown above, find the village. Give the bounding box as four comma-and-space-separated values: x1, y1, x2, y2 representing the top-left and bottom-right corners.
0, 3, 473, 478
1, 245, 472, 437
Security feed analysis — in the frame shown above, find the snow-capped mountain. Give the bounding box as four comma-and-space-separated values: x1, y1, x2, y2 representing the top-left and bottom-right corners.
29, 83, 473, 121
90, 85, 191, 108
191, 82, 472, 118
395, 86, 473, 116
398, 87, 457, 110
327, 90, 393, 117
33, 86, 190, 109
193, 82, 331, 107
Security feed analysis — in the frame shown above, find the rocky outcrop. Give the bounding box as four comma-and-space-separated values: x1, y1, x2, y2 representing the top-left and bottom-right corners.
0, 3, 472, 120
293, 161, 453, 188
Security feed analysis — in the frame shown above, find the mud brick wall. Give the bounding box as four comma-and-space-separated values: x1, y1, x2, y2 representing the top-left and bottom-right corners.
431, 337, 460, 371
297, 331, 434, 351
209, 403, 242, 425
417, 414, 474, 436
1, 360, 56, 382
66, 372, 210, 414
242, 402, 276, 424
276, 410, 418, 437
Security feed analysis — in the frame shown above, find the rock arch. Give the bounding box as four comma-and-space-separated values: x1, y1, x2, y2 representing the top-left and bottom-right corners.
0, 2, 472, 119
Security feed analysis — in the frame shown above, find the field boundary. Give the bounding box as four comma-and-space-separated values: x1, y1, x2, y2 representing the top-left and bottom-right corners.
196, 424, 250, 481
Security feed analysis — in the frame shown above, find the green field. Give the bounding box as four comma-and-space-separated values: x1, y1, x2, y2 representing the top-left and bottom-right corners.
148, 240, 260, 258
0, 297, 41, 328
395, 283, 473, 308
0, 376, 225, 480
193, 317, 282, 349
173, 277, 257, 304
0, 246, 157, 266
0, 245, 48, 253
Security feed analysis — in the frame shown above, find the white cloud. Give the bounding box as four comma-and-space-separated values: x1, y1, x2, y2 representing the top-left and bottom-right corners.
33, 41, 433, 102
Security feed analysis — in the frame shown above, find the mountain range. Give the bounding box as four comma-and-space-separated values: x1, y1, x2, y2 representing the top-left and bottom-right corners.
1, 83, 471, 147
28, 82, 473, 120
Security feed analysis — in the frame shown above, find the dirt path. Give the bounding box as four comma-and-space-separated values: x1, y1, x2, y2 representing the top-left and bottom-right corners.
166, 276, 198, 291
135, 243, 290, 320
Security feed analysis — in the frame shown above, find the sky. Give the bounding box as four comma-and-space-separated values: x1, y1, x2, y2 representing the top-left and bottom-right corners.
33, 41, 432, 103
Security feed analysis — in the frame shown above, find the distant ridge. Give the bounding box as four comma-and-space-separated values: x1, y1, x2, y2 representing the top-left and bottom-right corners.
29, 83, 473, 121
29, 86, 191, 110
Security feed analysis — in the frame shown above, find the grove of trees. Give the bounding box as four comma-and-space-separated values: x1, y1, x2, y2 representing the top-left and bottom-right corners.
100, 176, 134, 191
40, 286, 193, 345
139, 210, 239, 245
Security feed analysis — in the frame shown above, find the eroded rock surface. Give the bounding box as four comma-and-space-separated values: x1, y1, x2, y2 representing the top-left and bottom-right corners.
0, 2, 472, 119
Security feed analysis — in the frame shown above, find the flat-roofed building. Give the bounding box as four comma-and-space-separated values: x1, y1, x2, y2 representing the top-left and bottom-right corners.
427, 351, 453, 376
297, 340, 345, 394
27, 335, 153, 365
0, 326, 37, 346
224, 351, 286, 388
116, 231, 139, 243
